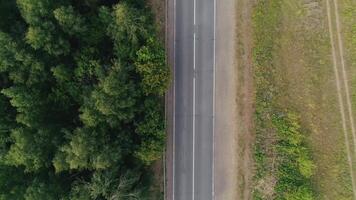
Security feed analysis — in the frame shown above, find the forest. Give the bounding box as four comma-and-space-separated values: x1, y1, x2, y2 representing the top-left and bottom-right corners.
0, 0, 169, 199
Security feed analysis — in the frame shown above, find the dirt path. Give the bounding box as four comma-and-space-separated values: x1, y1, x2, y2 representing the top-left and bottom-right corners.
332, 0, 356, 155
235, 0, 255, 199
325, 0, 356, 197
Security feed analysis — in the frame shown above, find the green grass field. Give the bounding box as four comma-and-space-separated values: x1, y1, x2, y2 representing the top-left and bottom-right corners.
252, 0, 355, 199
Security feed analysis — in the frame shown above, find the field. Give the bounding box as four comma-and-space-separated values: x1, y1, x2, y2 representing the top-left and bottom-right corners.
251, 0, 356, 199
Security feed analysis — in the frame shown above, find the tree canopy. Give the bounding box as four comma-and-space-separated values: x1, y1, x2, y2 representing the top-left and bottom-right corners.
0, 0, 169, 198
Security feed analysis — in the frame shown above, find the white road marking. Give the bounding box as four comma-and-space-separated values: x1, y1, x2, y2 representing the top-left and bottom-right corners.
192, 0, 197, 199
212, 0, 216, 198
172, 0, 176, 198
192, 71, 196, 200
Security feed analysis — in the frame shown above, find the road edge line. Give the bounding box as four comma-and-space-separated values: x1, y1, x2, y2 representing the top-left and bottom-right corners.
192, 0, 197, 199
212, 0, 217, 198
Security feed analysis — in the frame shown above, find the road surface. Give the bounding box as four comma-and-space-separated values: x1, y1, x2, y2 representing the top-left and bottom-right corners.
172, 0, 216, 199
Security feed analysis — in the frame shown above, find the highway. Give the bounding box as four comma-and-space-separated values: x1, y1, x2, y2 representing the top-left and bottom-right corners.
172, 0, 215, 199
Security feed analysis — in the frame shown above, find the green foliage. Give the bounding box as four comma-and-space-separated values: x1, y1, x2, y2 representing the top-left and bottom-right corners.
0, 94, 15, 159
53, 127, 122, 172
17, 0, 71, 55
0, 0, 169, 198
16, 0, 52, 24
284, 186, 314, 200
0, 0, 24, 35
54, 6, 87, 36
70, 169, 144, 200
272, 113, 315, 199
2, 86, 45, 127
0, 166, 28, 200
25, 22, 70, 55
136, 37, 170, 96
0, 32, 19, 72
135, 97, 166, 165
91, 63, 140, 125
5, 128, 56, 171
24, 178, 66, 200
108, 3, 152, 60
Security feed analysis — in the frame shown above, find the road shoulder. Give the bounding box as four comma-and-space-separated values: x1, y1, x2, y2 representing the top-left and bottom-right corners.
214, 0, 238, 199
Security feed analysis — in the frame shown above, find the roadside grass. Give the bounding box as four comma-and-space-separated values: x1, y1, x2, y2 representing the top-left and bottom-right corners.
252, 0, 354, 199
253, 1, 315, 199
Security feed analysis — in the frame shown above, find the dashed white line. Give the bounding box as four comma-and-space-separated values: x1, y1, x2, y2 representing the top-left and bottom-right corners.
192, 0, 197, 199
212, 0, 216, 198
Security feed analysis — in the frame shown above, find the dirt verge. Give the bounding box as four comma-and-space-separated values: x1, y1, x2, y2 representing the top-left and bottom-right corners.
235, 0, 256, 199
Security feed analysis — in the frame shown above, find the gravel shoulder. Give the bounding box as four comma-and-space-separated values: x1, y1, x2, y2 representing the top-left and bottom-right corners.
214, 0, 238, 199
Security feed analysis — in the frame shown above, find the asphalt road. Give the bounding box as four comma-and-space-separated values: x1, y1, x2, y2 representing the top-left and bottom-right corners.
173, 0, 215, 199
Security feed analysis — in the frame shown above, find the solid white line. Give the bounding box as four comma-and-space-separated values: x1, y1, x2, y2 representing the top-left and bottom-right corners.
212, 0, 216, 198
192, 70, 196, 200
192, 44, 196, 200
172, 0, 176, 198
192, 0, 196, 198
